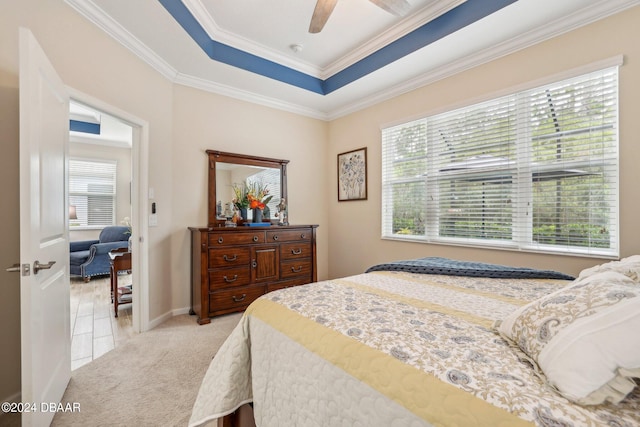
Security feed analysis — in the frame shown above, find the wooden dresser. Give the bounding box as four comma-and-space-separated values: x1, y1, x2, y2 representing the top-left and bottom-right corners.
189, 225, 318, 325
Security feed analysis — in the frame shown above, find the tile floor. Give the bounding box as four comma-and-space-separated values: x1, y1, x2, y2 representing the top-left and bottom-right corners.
69, 273, 134, 370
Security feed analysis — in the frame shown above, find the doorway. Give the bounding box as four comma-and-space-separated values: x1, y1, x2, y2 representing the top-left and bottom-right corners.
68, 100, 132, 368
66, 89, 149, 368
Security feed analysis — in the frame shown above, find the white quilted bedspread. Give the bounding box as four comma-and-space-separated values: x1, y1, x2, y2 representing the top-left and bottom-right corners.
189, 271, 640, 427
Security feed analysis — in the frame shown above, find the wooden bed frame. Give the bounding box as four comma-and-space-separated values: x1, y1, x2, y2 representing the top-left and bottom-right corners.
219, 404, 255, 427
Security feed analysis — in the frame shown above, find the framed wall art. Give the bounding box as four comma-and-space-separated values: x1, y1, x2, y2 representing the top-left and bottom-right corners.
337, 147, 367, 201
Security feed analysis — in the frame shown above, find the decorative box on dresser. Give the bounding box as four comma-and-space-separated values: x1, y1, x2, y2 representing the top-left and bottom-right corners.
189, 225, 318, 325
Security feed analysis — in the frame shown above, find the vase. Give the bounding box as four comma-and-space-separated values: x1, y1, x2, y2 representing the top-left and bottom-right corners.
252, 208, 263, 223
239, 208, 248, 224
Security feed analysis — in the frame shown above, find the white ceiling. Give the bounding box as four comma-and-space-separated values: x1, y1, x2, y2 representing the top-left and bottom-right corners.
65, 0, 638, 120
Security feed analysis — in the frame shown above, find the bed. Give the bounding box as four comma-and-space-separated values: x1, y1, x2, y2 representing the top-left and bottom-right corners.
189, 256, 640, 427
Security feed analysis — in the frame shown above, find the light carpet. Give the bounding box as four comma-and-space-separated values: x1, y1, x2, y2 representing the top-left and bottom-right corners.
52, 312, 242, 427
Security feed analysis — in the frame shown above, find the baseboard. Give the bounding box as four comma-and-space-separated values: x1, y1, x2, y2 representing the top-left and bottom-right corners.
147, 306, 192, 330
172, 306, 192, 316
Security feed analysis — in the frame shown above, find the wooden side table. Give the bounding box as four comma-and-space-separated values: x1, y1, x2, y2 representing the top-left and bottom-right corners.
109, 248, 131, 317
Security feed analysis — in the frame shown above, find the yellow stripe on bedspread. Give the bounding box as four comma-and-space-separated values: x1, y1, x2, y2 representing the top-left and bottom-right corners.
246, 298, 534, 427
339, 272, 571, 325
336, 278, 496, 329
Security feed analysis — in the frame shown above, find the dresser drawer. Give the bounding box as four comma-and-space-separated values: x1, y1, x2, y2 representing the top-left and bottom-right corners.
209, 247, 250, 267
281, 259, 312, 279
209, 232, 265, 246
209, 266, 251, 290
209, 285, 264, 313
266, 228, 311, 243
280, 242, 311, 260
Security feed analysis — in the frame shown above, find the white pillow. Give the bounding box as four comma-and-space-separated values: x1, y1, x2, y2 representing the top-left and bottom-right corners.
578, 255, 640, 282
495, 270, 640, 405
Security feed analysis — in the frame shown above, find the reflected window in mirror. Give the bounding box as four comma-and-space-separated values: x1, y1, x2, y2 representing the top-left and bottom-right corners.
207, 150, 288, 227
216, 164, 281, 221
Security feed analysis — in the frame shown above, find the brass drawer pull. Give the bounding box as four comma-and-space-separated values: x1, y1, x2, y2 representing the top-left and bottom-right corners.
273, 235, 279, 241
291, 248, 302, 255
218, 237, 224, 244
300, 233, 306, 239
223, 275, 238, 283
232, 294, 246, 302
253, 235, 259, 242
291, 266, 303, 273
223, 254, 237, 262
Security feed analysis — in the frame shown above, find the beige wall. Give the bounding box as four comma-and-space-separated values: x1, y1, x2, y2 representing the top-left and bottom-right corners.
0, 0, 176, 326
0, 81, 21, 405
0, 0, 329, 395
170, 84, 329, 308
327, 7, 640, 279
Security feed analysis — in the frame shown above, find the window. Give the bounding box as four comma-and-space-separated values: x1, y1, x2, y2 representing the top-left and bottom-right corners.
382, 64, 619, 257
69, 158, 117, 229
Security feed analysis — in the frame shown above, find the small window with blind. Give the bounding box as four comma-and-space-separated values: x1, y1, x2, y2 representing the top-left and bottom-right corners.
382, 64, 619, 257
69, 158, 117, 229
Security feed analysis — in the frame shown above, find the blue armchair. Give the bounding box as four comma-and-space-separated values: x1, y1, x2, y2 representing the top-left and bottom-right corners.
70, 226, 130, 282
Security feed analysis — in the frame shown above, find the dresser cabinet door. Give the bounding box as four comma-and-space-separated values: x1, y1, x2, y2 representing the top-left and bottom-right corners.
252, 245, 279, 282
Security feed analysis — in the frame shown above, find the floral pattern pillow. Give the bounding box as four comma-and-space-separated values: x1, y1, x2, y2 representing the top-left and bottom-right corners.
495, 269, 640, 405
577, 255, 640, 282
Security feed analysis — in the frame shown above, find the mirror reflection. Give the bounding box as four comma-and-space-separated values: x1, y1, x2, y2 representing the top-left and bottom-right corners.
215, 162, 281, 221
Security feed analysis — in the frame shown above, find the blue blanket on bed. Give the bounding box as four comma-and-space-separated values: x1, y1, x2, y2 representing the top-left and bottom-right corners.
365, 257, 575, 280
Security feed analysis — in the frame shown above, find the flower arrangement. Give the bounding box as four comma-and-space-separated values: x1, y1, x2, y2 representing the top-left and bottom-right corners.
232, 183, 251, 210
232, 182, 272, 211
248, 181, 272, 210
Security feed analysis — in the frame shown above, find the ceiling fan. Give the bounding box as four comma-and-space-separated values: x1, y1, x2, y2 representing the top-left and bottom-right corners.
309, 0, 412, 33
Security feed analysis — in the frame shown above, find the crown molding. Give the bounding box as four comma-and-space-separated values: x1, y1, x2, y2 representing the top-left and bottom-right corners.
65, 0, 179, 81
174, 73, 330, 121
65, 0, 328, 119
65, 0, 640, 122
327, 0, 640, 120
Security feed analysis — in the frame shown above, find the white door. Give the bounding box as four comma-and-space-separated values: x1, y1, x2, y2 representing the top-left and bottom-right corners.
19, 27, 71, 427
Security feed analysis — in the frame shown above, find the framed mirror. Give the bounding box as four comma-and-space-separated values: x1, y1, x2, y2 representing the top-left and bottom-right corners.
207, 150, 289, 227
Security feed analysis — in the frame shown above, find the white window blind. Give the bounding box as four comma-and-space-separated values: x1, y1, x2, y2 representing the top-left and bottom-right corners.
382, 66, 619, 257
69, 158, 117, 228
247, 168, 281, 214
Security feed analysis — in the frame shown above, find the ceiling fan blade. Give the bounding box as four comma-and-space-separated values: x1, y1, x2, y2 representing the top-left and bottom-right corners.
309, 0, 339, 33
369, 0, 411, 16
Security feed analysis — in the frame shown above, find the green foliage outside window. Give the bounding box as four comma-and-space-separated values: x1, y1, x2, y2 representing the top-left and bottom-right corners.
384, 69, 617, 255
